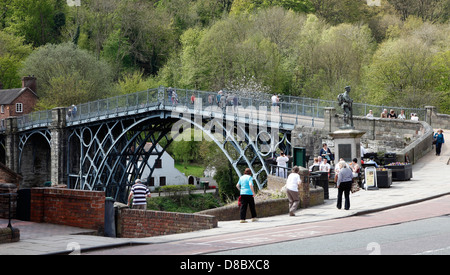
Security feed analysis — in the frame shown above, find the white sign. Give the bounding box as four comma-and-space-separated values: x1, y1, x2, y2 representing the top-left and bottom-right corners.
364, 166, 377, 190
67, 0, 81, 7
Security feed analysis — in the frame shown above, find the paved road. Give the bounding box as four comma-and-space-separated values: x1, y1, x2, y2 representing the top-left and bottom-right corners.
211, 216, 450, 255
86, 194, 450, 255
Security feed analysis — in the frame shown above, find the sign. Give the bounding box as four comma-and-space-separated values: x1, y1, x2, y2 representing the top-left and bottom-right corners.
364, 167, 377, 190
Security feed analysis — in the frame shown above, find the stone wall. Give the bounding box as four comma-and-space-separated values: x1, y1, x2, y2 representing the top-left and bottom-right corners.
297, 107, 434, 164
0, 227, 20, 244
197, 198, 290, 221
426, 106, 450, 130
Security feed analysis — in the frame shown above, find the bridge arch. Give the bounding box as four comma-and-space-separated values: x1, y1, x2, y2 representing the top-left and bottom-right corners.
18, 129, 51, 188
66, 109, 277, 202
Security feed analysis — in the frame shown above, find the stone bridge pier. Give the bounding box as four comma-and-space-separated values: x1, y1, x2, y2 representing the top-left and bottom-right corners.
4, 107, 68, 188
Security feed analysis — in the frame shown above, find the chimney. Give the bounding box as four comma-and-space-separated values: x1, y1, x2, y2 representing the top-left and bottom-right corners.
22, 75, 37, 93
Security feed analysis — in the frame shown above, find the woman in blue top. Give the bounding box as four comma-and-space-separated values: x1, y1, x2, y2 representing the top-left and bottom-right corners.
236, 168, 258, 223
434, 129, 445, 156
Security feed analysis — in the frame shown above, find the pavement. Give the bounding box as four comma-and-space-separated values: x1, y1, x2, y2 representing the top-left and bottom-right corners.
0, 134, 449, 255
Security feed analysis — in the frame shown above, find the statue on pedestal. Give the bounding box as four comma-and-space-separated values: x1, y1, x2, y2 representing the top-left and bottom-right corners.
337, 86, 354, 129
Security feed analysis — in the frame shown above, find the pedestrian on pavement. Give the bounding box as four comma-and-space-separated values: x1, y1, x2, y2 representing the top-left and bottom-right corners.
127, 179, 151, 210
336, 161, 353, 210
236, 168, 257, 223
434, 129, 445, 156
285, 166, 302, 216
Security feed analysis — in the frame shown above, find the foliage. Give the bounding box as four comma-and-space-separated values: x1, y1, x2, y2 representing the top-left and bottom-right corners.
0, 30, 32, 89
146, 193, 222, 213
3, 0, 67, 47
159, 184, 197, 196
20, 42, 113, 109
363, 18, 450, 109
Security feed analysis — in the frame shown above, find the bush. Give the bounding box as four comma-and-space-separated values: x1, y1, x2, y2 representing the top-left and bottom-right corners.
159, 184, 196, 196
147, 193, 222, 213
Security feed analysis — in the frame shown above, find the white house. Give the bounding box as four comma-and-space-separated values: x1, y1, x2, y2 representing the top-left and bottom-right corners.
135, 143, 188, 191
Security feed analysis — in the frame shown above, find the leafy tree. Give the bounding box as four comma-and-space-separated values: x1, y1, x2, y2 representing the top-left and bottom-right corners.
0, 30, 32, 88
4, 0, 67, 46
363, 37, 447, 108
20, 42, 113, 109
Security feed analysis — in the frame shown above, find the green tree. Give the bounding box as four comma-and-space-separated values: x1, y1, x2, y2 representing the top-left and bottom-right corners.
20, 42, 113, 109
364, 37, 445, 108
0, 30, 32, 88
5, 0, 67, 46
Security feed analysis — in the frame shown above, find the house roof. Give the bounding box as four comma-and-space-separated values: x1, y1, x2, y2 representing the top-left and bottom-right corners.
0, 87, 38, 105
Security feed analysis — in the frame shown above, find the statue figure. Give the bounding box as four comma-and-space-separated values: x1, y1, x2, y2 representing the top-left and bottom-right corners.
337, 86, 354, 129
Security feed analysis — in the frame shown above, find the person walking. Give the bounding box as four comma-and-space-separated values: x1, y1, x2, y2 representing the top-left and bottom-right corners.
285, 166, 302, 216
336, 161, 353, 210
127, 179, 151, 210
236, 168, 257, 223
434, 129, 445, 156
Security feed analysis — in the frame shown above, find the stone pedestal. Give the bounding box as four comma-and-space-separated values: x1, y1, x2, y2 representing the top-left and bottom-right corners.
329, 129, 365, 163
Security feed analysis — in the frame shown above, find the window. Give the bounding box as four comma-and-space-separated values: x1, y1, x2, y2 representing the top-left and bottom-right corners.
155, 159, 162, 169
149, 177, 155, 187
0, 105, 3, 113
160, 176, 166, 186
16, 103, 23, 113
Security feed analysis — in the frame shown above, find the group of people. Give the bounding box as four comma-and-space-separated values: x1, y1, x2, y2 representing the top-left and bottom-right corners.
366, 109, 418, 120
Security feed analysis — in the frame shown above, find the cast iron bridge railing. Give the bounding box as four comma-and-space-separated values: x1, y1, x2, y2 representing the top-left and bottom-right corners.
0, 86, 426, 133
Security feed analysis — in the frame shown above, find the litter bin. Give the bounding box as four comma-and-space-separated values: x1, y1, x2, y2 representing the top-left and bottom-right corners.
316, 172, 329, 199
104, 197, 116, 237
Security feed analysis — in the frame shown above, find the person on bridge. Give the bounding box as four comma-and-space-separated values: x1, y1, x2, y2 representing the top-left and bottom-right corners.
236, 168, 257, 223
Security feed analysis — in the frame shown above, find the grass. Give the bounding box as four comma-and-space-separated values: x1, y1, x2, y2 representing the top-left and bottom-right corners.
174, 162, 205, 177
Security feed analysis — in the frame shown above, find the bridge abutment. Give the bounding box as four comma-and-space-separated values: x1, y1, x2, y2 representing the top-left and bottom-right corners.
49, 108, 67, 186
5, 117, 19, 174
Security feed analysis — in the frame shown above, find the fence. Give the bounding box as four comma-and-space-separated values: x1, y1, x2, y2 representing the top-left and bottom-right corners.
0, 86, 427, 132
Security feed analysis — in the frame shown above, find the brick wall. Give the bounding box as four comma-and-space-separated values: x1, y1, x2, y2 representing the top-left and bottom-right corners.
117, 209, 218, 238
30, 188, 105, 232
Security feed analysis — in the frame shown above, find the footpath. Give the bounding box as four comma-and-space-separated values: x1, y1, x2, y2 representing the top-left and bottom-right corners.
0, 137, 449, 255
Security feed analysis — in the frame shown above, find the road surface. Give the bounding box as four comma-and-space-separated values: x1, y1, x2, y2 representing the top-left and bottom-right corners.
86, 194, 450, 255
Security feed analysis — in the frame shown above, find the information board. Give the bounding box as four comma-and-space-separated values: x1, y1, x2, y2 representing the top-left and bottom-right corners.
364, 167, 377, 190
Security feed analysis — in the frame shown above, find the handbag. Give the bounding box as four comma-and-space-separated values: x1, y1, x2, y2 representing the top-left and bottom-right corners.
238, 195, 242, 207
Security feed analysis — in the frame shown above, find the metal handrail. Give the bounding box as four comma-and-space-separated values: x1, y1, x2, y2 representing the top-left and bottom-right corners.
1, 86, 427, 132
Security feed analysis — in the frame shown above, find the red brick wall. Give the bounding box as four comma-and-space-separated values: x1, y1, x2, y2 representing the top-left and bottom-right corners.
30, 188, 105, 232
117, 209, 218, 238
0, 88, 38, 120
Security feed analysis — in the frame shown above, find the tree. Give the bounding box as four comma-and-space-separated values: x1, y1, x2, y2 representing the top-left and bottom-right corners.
4, 0, 67, 46
20, 42, 113, 109
364, 37, 446, 108
0, 30, 32, 88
